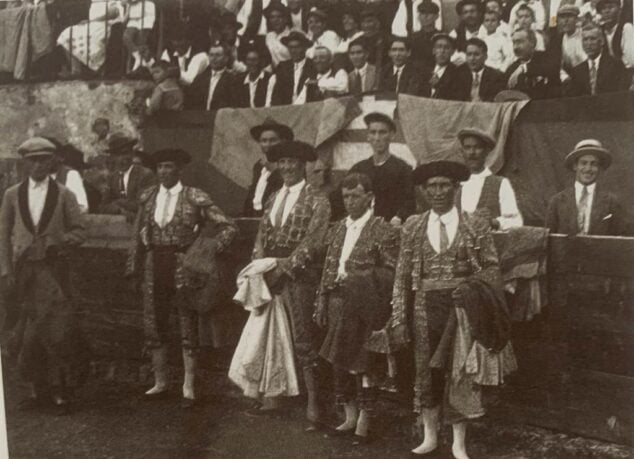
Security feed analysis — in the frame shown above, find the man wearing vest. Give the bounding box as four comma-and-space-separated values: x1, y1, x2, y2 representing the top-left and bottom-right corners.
546, 139, 627, 235
457, 128, 523, 230
271, 31, 320, 105
597, 0, 634, 70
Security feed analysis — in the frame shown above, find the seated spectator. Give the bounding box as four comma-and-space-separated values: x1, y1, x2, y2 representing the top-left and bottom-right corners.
146, 61, 184, 115
216, 12, 247, 73
270, 31, 320, 105
548, 4, 586, 78
457, 38, 507, 101
334, 7, 364, 57
483, 10, 515, 71
409, 0, 442, 66
509, 0, 547, 31
450, 0, 487, 65
263, 1, 292, 67
310, 46, 349, 98
128, 43, 155, 79
48, 140, 89, 214
597, 0, 634, 69
122, 0, 156, 73
235, 46, 273, 108
567, 22, 629, 96
62, 144, 102, 213
506, 28, 561, 98
359, 6, 389, 70
348, 37, 379, 95
514, 4, 546, 51
160, 32, 210, 86
288, 0, 310, 33
391, 0, 443, 38
378, 36, 422, 96
421, 33, 464, 99
484, 0, 511, 35
306, 6, 341, 58
186, 42, 234, 110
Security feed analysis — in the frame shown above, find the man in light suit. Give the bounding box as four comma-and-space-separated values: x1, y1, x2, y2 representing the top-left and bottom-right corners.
347, 37, 378, 96
546, 139, 627, 235
0, 137, 88, 415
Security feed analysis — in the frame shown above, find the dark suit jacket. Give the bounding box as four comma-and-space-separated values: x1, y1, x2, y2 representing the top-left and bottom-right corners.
419, 62, 464, 100
456, 65, 507, 102
567, 54, 630, 97
186, 68, 235, 110
233, 71, 272, 108
100, 164, 156, 219
348, 64, 379, 96
505, 51, 561, 99
410, 29, 440, 67
545, 185, 627, 236
378, 62, 423, 96
271, 58, 320, 106
243, 161, 283, 217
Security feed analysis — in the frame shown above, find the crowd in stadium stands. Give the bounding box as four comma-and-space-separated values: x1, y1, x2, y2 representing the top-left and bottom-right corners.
1, 0, 633, 104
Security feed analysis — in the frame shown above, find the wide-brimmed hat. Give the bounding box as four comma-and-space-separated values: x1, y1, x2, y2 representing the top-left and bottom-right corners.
149, 148, 192, 167
17, 137, 57, 158
564, 139, 612, 170
62, 144, 88, 170
266, 140, 316, 163
250, 118, 294, 141
363, 112, 396, 131
413, 160, 470, 184
457, 128, 496, 150
281, 31, 312, 48
106, 133, 138, 155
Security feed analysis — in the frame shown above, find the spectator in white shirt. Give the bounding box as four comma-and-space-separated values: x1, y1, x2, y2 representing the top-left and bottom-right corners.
483, 10, 515, 71
264, 1, 292, 67
509, 0, 547, 31
514, 4, 546, 50
310, 46, 349, 97
335, 8, 364, 55
122, 0, 156, 72
160, 34, 210, 86
47, 141, 89, 214
306, 6, 341, 58
485, 0, 512, 35
598, 0, 634, 68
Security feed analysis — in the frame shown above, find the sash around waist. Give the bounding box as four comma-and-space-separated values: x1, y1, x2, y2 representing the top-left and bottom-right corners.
421, 278, 467, 291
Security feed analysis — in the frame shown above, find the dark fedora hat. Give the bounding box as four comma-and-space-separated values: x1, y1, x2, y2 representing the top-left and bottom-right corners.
250, 118, 294, 141
264, 0, 290, 17
363, 112, 396, 131
266, 140, 317, 163
106, 133, 138, 155
418, 0, 440, 15
149, 148, 192, 167
281, 30, 312, 48
564, 139, 612, 170
413, 160, 470, 184
61, 144, 89, 170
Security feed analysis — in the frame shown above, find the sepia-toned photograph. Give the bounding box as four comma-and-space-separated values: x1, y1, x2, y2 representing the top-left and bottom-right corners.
0, 0, 632, 457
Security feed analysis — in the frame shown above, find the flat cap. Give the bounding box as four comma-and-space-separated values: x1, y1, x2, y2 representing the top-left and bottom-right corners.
17, 137, 57, 158
457, 128, 497, 149
149, 148, 192, 167
266, 140, 316, 163
557, 3, 580, 15
106, 133, 138, 155
250, 118, 294, 141
413, 160, 471, 184
564, 139, 612, 170
363, 112, 396, 131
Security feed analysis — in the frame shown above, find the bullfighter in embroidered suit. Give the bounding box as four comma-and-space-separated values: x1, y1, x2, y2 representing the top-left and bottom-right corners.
126, 148, 237, 408
378, 160, 516, 458
314, 172, 399, 443
0, 137, 89, 415
250, 140, 331, 424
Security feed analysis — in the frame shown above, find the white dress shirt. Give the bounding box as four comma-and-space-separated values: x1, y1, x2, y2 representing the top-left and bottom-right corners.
338, 208, 373, 277
470, 68, 484, 101
28, 177, 49, 227
317, 68, 349, 94
244, 71, 267, 108
126, 0, 156, 29
604, 23, 634, 68
575, 181, 595, 234
253, 166, 272, 211
336, 31, 364, 55
291, 10, 303, 31
154, 181, 183, 227
161, 47, 210, 86
52, 169, 88, 213
484, 29, 515, 71
561, 29, 587, 70
269, 179, 305, 226
431, 64, 447, 96
292, 59, 307, 104
306, 30, 342, 58
509, 0, 547, 31
460, 168, 523, 230
123, 164, 134, 195
265, 29, 291, 67
206, 69, 226, 110
427, 207, 459, 253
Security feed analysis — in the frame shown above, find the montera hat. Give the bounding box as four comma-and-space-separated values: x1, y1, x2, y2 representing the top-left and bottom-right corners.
363, 112, 396, 131
457, 128, 496, 149
106, 133, 138, 155
413, 160, 471, 184
564, 139, 612, 170
281, 31, 312, 48
17, 137, 57, 158
250, 118, 294, 141
266, 140, 317, 163
149, 148, 192, 167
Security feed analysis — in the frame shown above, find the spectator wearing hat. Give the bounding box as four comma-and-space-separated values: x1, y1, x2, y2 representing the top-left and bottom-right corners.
146, 61, 184, 115
482, 9, 515, 71
508, 0, 547, 31
420, 34, 464, 99
456, 38, 507, 101
392, 0, 442, 40
288, 0, 311, 33
379, 158, 514, 459
457, 128, 523, 229
246, 140, 330, 424
306, 6, 341, 59
484, 0, 511, 36
348, 37, 379, 96
0, 137, 88, 416
342, 113, 416, 225
186, 42, 235, 110
567, 22, 629, 96
160, 32, 210, 87
271, 31, 320, 105
548, 4, 586, 77
311, 46, 349, 97
450, 0, 488, 63
217, 12, 249, 73
125, 148, 238, 408
506, 28, 561, 99
359, 7, 389, 70
546, 139, 626, 235
234, 45, 273, 108
237, 0, 284, 38
100, 133, 156, 220
263, 1, 293, 67
409, 0, 442, 66
378, 36, 423, 96
597, 0, 634, 69
49, 142, 89, 214
334, 7, 365, 57
243, 119, 290, 216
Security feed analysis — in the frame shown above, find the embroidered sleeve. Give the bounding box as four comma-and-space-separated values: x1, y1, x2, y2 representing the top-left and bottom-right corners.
196, 190, 238, 252
390, 216, 417, 330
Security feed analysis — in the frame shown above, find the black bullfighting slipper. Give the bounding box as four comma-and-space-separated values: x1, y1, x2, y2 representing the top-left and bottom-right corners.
409, 447, 440, 457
